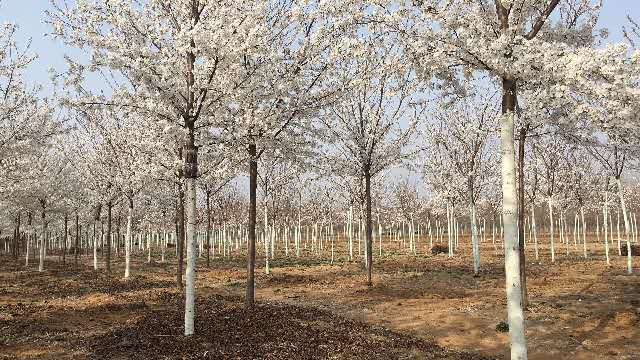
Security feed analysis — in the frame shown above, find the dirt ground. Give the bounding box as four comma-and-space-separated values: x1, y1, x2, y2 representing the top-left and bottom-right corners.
1, 234, 639, 359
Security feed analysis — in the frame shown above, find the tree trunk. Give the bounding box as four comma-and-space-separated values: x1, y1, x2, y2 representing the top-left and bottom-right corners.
616, 177, 632, 274
365, 170, 373, 286
13, 213, 20, 259
264, 206, 270, 274
246, 143, 258, 308
176, 184, 185, 289
184, 175, 197, 335
517, 126, 528, 309
116, 215, 121, 258
93, 204, 101, 270
500, 77, 527, 359
125, 197, 133, 278
469, 196, 480, 276
548, 198, 555, 263
206, 192, 211, 268
93, 221, 98, 270
531, 207, 538, 261
63, 214, 68, 265
25, 230, 30, 267
603, 190, 610, 265
106, 201, 112, 274
447, 202, 453, 257
38, 208, 47, 272
75, 213, 79, 267
581, 207, 587, 258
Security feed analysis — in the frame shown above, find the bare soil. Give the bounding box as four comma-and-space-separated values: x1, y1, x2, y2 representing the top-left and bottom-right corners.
1, 234, 638, 359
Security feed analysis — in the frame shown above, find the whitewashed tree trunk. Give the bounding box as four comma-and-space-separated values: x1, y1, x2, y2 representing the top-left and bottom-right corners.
482, 218, 486, 244
147, 225, 152, 263
428, 219, 433, 249
377, 212, 382, 257
357, 217, 361, 256
573, 214, 578, 248
410, 215, 416, 255
548, 199, 555, 263
531, 207, 538, 261
285, 225, 289, 256
38, 211, 47, 272
447, 203, 453, 257
455, 218, 459, 250
297, 212, 301, 257
271, 223, 275, 259
604, 199, 610, 265
125, 200, 133, 278
610, 211, 614, 246
331, 223, 335, 264
499, 109, 527, 359
597, 214, 602, 259
264, 210, 269, 274
500, 215, 504, 249
492, 221, 497, 251
617, 211, 621, 255
616, 178, 632, 274
633, 213, 638, 242
184, 177, 197, 336
348, 207, 353, 260
470, 201, 480, 276
93, 221, 98, 270
25, 231, 30, 267
581, 207, 587, 258
161, 229, 166, 263
564, 212, 569, 256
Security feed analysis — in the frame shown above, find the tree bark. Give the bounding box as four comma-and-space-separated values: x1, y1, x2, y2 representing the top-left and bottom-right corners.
500, 77, 527, 359
116, 215, 121, 258
365, 170, 373, 286
106, 201, 112, 274
176, 184, 185, 289
93, 204, 101, 270
13, 213, 20, 259
616, 177, 632, 274
183, 140, 199, 336
38, 207, 47, 272
517, 126, 528, 308
548, 198, 555, 263
125, 197, 133, 278
93, 221, 98, 270
75, 212, 79, 267
603, 185, 610, 265
206, 192, 211, 268
468, 178, 480, 276
246, 143, 258, 308
184, 175, 197, 335
63, 214, 68, 265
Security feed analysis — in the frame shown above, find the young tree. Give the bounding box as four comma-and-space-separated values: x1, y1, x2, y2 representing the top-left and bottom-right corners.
318, 38, 418, 285
581, 138, 635, 272
213, 1, 361, 307
198, 151, 236, 268
422, 88, 498, 275
48, 0, 269, 334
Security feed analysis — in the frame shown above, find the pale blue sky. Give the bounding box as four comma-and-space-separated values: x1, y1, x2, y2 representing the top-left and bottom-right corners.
1, 0, 639, 94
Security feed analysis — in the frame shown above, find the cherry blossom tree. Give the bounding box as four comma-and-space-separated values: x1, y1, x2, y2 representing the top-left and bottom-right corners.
422, 88, 499, 275
48, 0, 273, 334
392, 0, 640, 356
317, 37, 418, 285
